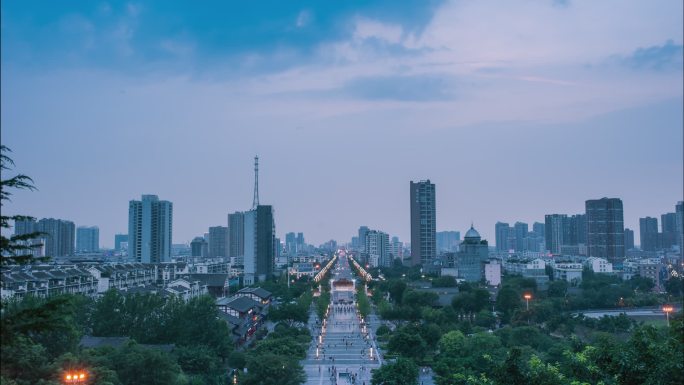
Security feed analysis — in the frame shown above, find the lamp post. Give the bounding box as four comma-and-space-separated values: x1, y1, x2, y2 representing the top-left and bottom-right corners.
663, 305, 674, 327
523, 293, 532, 311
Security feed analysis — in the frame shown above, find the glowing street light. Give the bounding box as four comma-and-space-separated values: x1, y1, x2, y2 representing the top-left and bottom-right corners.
63, 371, 87, 384
523, 293, 532, 311
663, 305, 674, 326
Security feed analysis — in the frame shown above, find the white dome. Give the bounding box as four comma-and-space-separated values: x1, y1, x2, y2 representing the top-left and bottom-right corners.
464, 226, 480, 239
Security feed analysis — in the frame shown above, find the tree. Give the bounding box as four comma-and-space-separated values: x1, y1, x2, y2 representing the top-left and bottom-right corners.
388, 330, 427, 360
0, 145, 46, 265
269, 302, 308, 327
371, 357, 419, 385
242, 353, 305, 385
547, 281, 568, 298
495, 287, 521, 322
111, 342, 185, 385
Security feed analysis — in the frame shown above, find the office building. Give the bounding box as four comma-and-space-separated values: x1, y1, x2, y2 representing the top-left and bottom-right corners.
76, 226, 99, 253
545, 214, 567, 255
296, 232, 305, 254
128, 194, 173, 263
436, 231, 460, 252
639, 217, 659, 252
114, 234, 128, 252
514, 222, 528, 252
365, 230, 390, 268
389, 236, 403, 262
624, 228, 635, 251
35, 218, 75, 257
207, 226, 228, 258
567, 214, 587, 246
410, 180, 436, 266
228, 212, 245, 259
456, 226, 489, 282
243, 205, 276, 285
586, 198, 624, 264
495, 222, 510, 252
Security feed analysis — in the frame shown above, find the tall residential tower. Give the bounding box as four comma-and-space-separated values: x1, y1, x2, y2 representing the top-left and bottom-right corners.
128, 195, 173, 263
410, 180, 436, 266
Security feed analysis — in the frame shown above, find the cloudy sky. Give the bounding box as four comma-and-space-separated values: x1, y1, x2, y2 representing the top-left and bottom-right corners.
2, 0, 682, 247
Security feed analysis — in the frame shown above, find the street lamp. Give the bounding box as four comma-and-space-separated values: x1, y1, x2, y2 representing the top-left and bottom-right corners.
523, 293, 532, 311
663, 305, 674, 326
63, 371, 87, 384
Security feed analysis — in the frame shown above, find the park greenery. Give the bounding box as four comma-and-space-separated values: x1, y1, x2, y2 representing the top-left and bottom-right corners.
363, 262, 684, 385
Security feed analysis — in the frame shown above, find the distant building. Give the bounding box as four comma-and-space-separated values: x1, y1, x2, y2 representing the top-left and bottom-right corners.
114, 234, 128, 252
243, 206, 275, 285
584, 257, 613, 274
389, 236, 403, 262
208, 226, 228, 258
37, 218, 76, 257
676, 201, 684, 254
365, 230, 390, 268
358, 226, 370, 253
532, 222, 545, 239
553, 262, 583, 284
191, 237, 208, 258
296, 232, 305, 254
436, 231, 460, 252
639, 217, 659, 252
76, 226, 99, 253
545, 214, 567, 255
513, 222, 528, 252
624, 228, 635, 251
586, 198, 624, 264
410, 180, 436, 266
285, 232, 297, 256
495, 222, 510, 252
660, 212, 678, 250
228, 212, 245, 260
455, 226, 488, 282
128, 194, 173, 263
484, 259, 502, 286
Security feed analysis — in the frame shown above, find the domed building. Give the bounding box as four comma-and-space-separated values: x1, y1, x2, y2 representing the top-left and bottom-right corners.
456, 225, 489, 282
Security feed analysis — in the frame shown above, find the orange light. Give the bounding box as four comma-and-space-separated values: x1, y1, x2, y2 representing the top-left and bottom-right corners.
524, 294, 532, 300
66, 374, 72, 380
79, 373, 85, 379
663, 305, 674, 313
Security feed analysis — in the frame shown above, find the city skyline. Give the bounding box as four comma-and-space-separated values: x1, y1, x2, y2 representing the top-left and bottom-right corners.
1, 1, 682, 246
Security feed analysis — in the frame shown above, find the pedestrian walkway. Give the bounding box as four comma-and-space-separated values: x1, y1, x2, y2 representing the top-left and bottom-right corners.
302, 252, 381, 385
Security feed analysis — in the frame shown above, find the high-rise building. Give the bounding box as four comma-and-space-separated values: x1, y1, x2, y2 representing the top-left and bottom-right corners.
14, 218, 37, 236
358, 226, 370, 253
567, 214, 587, 246
36, 218, 75, 257
114, 234, 128, 252
545, 214, 567, 254
639, 217, 659, 252
495, 222, 510, 252
410, 180, 436, 266
228, 212, 245, 259
513, 222, 528, 252
128, 194, 173, 263
207, 226, 228, 258
365, 230, 390, 268
676, 202, 684, 254
624, 228, 635, 251
285, 232, 297, 256
243, 205, 276, 284
532, 222, 545, 238
661, 212, 678, 250
191, 236, 208, 257
296, 232, 305, 254
389, 236, 403, 262
456, 226, 489, 282
76, 226, 99, 253
586, 198, 624, 264
436, 231, 460, 252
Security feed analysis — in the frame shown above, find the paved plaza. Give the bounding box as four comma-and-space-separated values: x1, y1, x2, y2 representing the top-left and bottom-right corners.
302, 253, 381, 385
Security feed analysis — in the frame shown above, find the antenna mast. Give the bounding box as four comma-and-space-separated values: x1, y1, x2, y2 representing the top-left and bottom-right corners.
252, 155, 259, 209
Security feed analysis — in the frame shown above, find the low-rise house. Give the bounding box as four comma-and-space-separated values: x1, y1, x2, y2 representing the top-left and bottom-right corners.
584, 257, 613, 274
216, 295, 263, 345
163, 278, 207, 301
553, 262, 583, 284
181, 273, 229, 298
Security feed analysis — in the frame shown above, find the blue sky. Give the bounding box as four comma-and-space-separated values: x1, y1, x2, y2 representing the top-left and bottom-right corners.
2, 0, 682, 247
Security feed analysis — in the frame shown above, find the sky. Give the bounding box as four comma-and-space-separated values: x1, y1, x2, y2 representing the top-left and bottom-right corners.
1, 0, 682, 248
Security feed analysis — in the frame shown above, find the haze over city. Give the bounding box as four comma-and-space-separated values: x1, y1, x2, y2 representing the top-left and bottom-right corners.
2, 0, 682, 247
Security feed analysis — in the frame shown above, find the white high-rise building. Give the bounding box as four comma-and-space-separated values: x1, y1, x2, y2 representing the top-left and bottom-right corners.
76, 226, 99, 253
366, 230, 390, 268
128, 195, 173, 263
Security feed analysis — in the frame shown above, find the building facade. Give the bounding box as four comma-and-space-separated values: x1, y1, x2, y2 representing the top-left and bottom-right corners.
365, 230, 390, 268
586, 198, 624, 264
639, 217, 659, 252
456, 226, 489, 282
128, 195, 173, 263
37, 218, 76, 257
76, 226, 99, 253
208, 226, 228, 258
228, 212, 245, 260
410, 180, 436, 266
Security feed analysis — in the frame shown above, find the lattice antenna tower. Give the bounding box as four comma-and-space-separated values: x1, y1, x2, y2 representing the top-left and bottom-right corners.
252, 155, 259, 209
